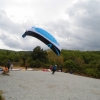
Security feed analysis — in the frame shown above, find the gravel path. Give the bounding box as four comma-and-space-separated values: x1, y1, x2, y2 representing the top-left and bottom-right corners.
0, 71, 100, 100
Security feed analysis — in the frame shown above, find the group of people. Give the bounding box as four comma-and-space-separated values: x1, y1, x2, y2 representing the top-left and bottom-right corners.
50, 65, 63, 75
2, 60, 13, 75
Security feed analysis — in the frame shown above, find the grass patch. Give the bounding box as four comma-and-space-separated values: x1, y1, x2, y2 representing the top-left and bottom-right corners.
0, 90, 5, 100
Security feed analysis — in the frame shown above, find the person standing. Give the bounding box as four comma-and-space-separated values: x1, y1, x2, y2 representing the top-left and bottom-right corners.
7, 60, 11, 72
50, 65, 53, 71
2, 65, 9, 75
60, 65, 62, 72
25, 64, 28, 70
11, 63, 13, 70
52, 65, 57, 74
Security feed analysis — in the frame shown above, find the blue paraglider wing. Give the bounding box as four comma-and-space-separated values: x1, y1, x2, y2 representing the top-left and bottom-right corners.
22, 27, 61, 56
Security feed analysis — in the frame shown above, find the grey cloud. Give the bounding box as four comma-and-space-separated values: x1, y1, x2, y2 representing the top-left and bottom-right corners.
63, 0, 100, 50
0, 9, 38, 51
67, 0, 100, 31
0, 9, 26, 35
0, 33, 21, 49
44, 19, 71, 39
42, 0, 100, 51
1, 0, 100, 51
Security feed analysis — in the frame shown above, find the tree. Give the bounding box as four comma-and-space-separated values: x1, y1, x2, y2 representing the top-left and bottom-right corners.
64, 60, 78, 73
32, 46, 48, 64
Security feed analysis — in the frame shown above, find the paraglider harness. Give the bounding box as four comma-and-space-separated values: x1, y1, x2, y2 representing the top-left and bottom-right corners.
2, 66, 10, 76
53, 66, 56, 71
52, 65, 57, 74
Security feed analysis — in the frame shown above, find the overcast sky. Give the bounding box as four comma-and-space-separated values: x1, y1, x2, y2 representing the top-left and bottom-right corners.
0, 0, 100, 51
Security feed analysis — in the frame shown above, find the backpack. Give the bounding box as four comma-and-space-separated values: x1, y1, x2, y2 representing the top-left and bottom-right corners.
53, 66, 56, 70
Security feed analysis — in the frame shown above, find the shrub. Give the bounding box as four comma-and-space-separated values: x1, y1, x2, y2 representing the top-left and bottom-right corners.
64, 60, 78, 73
86, 68, 100, 78
0, 94, 5, 100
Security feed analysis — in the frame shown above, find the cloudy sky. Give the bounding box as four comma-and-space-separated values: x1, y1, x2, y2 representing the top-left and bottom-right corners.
0, 0, 100, 51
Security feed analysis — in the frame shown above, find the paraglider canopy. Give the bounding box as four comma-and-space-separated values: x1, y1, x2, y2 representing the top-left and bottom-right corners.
22, 27, 61, 56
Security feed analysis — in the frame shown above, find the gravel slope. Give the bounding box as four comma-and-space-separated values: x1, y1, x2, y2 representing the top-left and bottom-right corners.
0, 71, 100, 100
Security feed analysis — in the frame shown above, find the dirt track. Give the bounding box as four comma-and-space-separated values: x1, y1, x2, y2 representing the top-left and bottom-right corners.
0, 71, 100, 100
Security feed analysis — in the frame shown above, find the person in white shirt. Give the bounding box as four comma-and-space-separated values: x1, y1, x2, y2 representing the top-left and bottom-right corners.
11, 64, 13, 70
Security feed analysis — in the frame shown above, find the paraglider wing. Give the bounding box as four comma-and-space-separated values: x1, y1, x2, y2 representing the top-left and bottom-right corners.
22, 27, 61, 56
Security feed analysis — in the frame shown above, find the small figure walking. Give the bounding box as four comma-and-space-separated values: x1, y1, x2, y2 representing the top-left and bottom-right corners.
7, 60, 11, 72
11, 63, 13, 70
52, 65, 57, 74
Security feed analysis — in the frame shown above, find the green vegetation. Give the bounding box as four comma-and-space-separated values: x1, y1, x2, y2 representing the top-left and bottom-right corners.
0, 47, 100, 78
0, 90, 5, 100
0, 95, 4, 100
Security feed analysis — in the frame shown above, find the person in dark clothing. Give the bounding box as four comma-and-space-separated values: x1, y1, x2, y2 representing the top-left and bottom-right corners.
25, 65, 27, 70
52, 65, 57, 74
25, 64, 28, 70
7, 60, 11, 72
